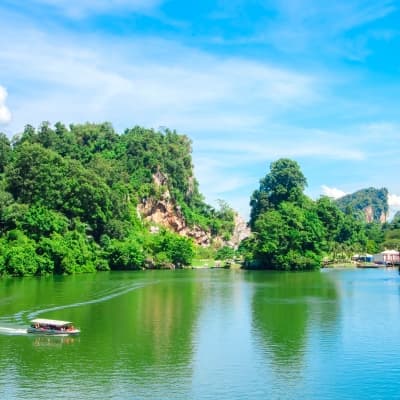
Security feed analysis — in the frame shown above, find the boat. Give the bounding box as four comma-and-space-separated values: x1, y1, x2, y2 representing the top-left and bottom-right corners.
356, 262, 380, 268
27, 318, 80, 336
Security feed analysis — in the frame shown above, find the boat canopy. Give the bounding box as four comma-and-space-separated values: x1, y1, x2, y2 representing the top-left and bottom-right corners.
30, 318, 73, 327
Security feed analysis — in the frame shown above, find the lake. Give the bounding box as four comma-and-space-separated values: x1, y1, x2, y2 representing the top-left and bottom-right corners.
1, 268, 400, 399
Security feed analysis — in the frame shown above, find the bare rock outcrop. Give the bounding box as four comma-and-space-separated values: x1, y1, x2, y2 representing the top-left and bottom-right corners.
228, 213, 251, 248
137, 171, 249, 247
137, 172, 211, 245
364, 205, 388, 223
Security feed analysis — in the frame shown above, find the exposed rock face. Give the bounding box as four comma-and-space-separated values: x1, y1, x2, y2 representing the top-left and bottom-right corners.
138, 195, 212, 245
137, 173, 212, 245
364, 205, 388, 223
228, 213, 251, 248
335, 187, 389, 223
137, 172, 249, 247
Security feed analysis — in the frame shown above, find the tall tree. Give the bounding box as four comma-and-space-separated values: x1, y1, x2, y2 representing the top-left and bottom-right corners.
0, 133, 11, 173
250, 158, 307, 228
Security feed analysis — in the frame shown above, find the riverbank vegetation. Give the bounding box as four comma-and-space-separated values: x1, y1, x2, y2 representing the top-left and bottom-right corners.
0, 123, 234, 276
0, 122, 397, 276
241, 158, 397, 270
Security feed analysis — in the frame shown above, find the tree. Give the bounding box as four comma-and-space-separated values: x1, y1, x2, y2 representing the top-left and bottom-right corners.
247, 159, 323, 270
252, 202, 324, 270
250, 158, 307, 228
149, 229, 194, 268
19, 204, 68, 240
0, 133, 11, 173
215, 246, 235, 261
0, 120, 241, 276
106, 238, 145, 270
0, 230, 40, 276
37, 229, 101, 274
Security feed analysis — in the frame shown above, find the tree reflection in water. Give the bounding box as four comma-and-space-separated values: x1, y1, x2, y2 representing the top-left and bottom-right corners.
248, 271, 339, 371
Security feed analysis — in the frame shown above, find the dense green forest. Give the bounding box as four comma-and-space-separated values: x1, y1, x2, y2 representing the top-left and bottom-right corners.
1, 123, 398, 276
0, 122, 235, 276
241, 159, 399, 270
335, 187, 388, 222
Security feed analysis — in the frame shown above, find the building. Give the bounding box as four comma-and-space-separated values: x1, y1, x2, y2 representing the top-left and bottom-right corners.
373, 250, 400, 265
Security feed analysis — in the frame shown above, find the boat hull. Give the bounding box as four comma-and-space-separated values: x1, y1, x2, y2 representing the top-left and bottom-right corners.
27, 327, 80, 336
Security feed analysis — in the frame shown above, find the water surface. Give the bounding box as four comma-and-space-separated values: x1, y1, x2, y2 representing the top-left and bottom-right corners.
1, 268, 400, 399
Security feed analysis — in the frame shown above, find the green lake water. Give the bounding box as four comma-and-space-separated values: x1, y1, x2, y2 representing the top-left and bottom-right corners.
1, 268, 400, 399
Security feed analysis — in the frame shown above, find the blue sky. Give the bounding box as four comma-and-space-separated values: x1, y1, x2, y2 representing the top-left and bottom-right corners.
1, 0, 400, 219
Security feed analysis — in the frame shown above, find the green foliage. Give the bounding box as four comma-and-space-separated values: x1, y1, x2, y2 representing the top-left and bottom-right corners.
19, 204, 69, 240
250, 158, 307, 229
37, 228, 102, 274
149, 229, 194, 268
391, 212, 400, 229
252, 202, 324, 270
194, 245, 216, 260
0, 133, 11, 173
0, 230, 40, 276
246, 158, 388, 270
335, 187, 388, 222
382, 220, 400, 250
105, 238, 145, 270
0, 120, 232, 276
248, 159, 320, 270
215, 246, 235, 261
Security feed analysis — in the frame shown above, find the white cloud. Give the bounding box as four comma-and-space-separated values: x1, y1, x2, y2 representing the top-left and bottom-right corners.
0, 86, 11, 125
361, 122, 399, 138
0, 24, 319, 134
194, 127, 366, 163
321, 185, 347, 199
1, 6, 399, 219
388, 194, 400, 208
388, 194, 400, 219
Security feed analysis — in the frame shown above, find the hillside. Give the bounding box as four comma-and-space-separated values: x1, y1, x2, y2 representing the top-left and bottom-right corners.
335, 187, 389, 223
0, 122, 236, 275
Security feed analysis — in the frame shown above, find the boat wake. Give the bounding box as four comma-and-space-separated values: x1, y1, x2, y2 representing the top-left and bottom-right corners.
28, 281, 155, 320
0, 326, 28, 336
0, 280, 158, 331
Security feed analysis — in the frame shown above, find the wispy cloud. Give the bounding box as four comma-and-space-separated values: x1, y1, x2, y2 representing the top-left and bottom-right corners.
214, 0, 397, 60
321, 185, 347, 199
194, 127, 366, 163
1, 0, 400, 219
28, 0, 163, 18
0, 86, 11, 125
0, 21, 319, 135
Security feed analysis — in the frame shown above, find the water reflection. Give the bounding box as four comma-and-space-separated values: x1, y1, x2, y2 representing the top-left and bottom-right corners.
2, 269, 400, 399
0, 271, 204, 399
31, 335, 79, 348
248, 271, 339, 370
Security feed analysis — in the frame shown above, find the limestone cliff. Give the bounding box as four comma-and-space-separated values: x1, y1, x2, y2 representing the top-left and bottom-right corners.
137, 172, 249, 247
335, 187, 389, 223
137, 191, 212, 246
228, 213, 251, 248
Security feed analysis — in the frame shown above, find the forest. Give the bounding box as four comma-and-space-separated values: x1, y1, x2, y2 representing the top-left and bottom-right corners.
241, 158, 400, 270
0, 123, 399, 276
0, 122, 235, 276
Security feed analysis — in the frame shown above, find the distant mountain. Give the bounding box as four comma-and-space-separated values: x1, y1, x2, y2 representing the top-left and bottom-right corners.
335, 187, 389, 223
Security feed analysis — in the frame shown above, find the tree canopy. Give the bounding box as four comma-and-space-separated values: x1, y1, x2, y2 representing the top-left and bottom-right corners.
249, 158, 307, 229
0, 122, 234, 276
246, 158, 389, 270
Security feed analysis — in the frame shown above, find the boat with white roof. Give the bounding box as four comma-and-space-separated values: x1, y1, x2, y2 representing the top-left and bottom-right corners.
27, 318, 80, 336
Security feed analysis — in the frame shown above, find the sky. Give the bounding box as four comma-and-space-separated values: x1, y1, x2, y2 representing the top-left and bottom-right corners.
1, 0, 400, 219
